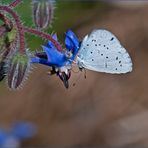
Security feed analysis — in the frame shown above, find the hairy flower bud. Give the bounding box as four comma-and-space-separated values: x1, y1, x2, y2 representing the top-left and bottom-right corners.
0, 26, 8, 56
0, 27, 10, 82
0, 27, 17, 82
7, 50, 31, 90
32, 0, 55, 29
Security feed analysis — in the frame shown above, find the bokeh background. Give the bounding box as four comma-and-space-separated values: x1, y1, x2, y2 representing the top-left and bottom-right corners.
1, 0, 148, 147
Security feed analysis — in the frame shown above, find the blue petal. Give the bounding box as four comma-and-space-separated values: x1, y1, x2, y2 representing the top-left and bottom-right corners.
52, 34, 58, 41
0, 130, 7, 144
47, 34, 58, 48
31, 57, 52, 66
42, 46, 68, 67
65, 30, 80, 51
11, 122, 36, 140
31, 57, 40, 64
65, 30, 80, 60
65, 36, 73, 51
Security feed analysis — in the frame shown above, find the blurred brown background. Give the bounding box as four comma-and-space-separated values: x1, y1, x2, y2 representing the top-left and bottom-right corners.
1, 0, 148, 147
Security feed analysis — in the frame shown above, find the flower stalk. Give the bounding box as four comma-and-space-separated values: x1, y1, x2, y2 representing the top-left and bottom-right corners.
24, 27, 63, 52
9, 0, 23, 8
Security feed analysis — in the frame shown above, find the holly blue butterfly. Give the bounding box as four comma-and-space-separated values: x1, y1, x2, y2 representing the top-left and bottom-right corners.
66, 29, 133, 74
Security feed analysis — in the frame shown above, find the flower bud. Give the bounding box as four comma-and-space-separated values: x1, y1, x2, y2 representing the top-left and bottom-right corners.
7, 50, 31, 90
0, 27, 17, 82
32, 0, 55, 29
0, 27, 9, 82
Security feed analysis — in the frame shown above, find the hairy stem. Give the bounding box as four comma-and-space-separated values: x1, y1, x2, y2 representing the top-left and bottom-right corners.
0, 25, 7, 36
24, 27, 63, 52
0, 13, 7, 24
0, 5, 25, 54
9, 0, 22, 8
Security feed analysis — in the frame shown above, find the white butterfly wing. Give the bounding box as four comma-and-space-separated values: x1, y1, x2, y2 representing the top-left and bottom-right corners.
76, 29, 133, 74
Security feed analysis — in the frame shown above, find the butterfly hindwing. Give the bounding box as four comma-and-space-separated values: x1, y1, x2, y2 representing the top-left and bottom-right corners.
76, 29, 133, 74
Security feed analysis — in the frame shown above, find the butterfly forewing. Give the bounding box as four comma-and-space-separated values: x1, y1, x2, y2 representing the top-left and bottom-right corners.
76, 29, 133, 74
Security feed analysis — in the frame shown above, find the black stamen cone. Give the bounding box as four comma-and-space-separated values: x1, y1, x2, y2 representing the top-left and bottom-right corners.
59, 72, 69, 89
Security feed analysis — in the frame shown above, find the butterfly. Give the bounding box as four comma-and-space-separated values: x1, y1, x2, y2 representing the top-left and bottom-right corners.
31, 29, 133, 88
66, 29, 133, 74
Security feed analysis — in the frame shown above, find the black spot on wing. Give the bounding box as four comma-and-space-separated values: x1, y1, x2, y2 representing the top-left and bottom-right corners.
110, 37, 114, 41
92, 39, 96, 42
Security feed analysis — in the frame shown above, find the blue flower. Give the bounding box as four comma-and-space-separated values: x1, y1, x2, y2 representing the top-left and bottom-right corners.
0, 122, 36, 147
65, 30, 80, 61
31, 30, 80, 68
